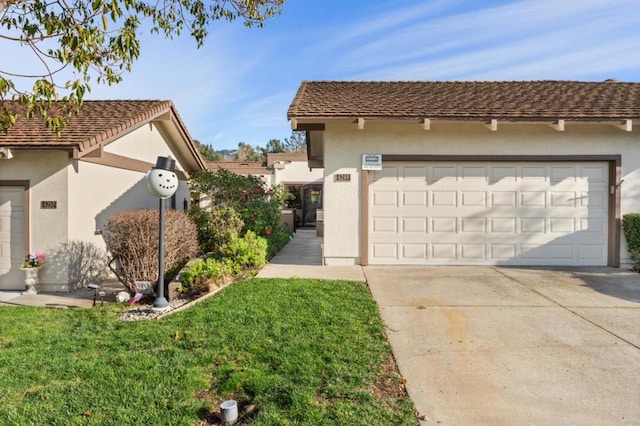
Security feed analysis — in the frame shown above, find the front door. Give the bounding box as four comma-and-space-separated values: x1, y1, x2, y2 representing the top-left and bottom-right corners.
303, 184, 323, 226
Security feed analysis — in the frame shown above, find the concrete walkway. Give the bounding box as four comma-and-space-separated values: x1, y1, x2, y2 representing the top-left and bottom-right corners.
256, 228, 365, 281
0, 279, 126, 308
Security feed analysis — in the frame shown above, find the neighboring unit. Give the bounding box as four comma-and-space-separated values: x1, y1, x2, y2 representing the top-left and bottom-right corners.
208, 153, 323, 227
0, 100, 205, 291
288, 80, 640, 266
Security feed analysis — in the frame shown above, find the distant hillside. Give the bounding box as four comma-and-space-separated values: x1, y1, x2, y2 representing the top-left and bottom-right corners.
214, 149, 238, 160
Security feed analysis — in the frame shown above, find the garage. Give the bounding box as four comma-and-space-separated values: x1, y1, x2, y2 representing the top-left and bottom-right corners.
368, 160, 609, 266
0, 186, 26, 290
288, 81, 637, 267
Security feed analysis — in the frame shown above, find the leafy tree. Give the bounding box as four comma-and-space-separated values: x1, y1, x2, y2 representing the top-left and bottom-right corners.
0, 0, 285, 133
194, 140, 222, 161
235, 141, 263, 162
258, 138, 284, 157
255, 131, 307, 158
283, 130, 307, 152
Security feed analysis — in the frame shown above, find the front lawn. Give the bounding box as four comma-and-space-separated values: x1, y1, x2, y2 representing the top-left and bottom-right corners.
0, 278, 416, 425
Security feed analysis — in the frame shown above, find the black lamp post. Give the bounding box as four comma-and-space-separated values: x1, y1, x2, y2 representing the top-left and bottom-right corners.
145, 156, 178, 309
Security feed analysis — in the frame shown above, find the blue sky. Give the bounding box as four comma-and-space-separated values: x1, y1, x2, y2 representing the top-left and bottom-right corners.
8, 0, 640, 150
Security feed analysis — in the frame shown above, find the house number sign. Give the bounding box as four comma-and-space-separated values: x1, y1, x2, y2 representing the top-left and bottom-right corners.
41, 201, 57, 209
335, 174, 351, 182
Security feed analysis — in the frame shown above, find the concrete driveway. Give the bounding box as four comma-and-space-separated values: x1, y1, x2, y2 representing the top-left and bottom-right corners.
364, 266, 640, 425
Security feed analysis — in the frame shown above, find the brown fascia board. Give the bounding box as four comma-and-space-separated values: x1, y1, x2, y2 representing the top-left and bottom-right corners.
164, 103, 207, 171
291, 115, 638, 125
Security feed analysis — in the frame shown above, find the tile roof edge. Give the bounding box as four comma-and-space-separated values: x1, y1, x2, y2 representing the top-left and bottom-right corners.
287, 80, 309, 119
77, 100, 174, 154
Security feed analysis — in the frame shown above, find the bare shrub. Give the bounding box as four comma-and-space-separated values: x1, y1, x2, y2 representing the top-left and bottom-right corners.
104, 209, 199, 292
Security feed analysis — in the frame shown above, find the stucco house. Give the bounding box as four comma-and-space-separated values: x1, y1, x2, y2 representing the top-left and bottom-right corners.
0, 100, 205, 291
288, 80, 640, 267
208, 153, 324, 226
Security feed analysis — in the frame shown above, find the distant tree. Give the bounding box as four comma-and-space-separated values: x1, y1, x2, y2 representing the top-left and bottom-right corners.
194, 140, 222, 161
236, 141, 263, 162
259, 138, 285, 157
283, 131, 307, 153
0, 0, 285, 133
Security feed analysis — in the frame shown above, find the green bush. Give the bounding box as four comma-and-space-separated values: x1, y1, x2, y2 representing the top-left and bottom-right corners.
224, 230, 267, 269
178, 257, 232, 295
189, 169, 292, 259
622, 213, 640, 264
264, 226, 292, 259
189, 205, 244, 257
179, 232, 267, 295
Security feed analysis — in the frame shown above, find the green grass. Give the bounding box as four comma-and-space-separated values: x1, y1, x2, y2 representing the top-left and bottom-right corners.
0, 278, 416, 425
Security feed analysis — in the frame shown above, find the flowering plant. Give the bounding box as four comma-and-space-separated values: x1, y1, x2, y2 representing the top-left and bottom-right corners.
21, 251, 45, 268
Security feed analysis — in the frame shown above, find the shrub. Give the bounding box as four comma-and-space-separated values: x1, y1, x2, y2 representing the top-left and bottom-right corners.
178, 232, 268, 296
104, 209, 199, 293
189, 169, 292, 259
189, 205, 244, 257
224, 230, 267, 269
263, 226, 292, 259
622, 213, 640, 267
178, 257, 233, 296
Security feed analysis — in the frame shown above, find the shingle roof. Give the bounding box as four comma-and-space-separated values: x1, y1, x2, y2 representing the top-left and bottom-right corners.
288, 81, 640, 121
206, 161, 269, 175
1, 100, 189, 152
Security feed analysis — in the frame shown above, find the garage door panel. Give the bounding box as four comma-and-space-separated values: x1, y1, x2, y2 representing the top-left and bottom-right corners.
550, 166, 577, 182
579, 217, 605, 233
431, 165, 457, 181
372, 217, 397, 233
372, 190, 398, 207
581, 165, 606, 181
550, 191, 576, 207
369, 162, 608, 266
490, 166, 517, 182
432, 191, 457, 206
402, 166, 428, 180
402, 244, 427, 260
402, 191, 428, 206
402, 217, 427, 233
461, 191, 486, 206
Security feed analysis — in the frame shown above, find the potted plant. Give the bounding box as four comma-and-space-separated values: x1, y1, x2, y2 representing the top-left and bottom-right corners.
20, 251, 45, 294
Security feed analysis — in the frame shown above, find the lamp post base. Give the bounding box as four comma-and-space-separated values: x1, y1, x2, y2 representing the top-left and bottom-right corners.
152, 296, 170, 310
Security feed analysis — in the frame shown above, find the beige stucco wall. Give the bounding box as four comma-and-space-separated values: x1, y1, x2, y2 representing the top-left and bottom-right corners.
0, 149, 70, 288
104, 123, 179, 164
70, 124, 193, 244
322, 121, 640, 266
273, 161, 323, 185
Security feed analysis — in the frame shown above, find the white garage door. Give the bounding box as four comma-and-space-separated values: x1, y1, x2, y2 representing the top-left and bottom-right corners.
0, 187, 26, 290
369, 162, 608, 266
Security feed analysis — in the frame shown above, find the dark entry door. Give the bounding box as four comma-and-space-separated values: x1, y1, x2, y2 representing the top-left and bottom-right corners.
303, 184, 322, 225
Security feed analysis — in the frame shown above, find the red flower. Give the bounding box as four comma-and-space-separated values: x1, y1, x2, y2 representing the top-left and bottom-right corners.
254, 187, 262, 193
265, 229, 272, 235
